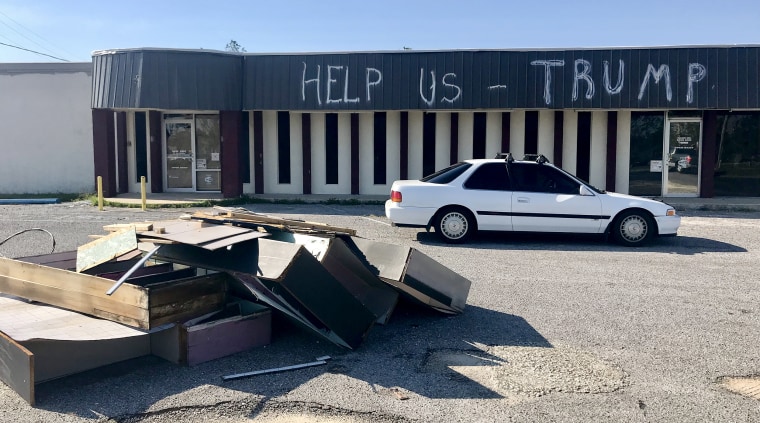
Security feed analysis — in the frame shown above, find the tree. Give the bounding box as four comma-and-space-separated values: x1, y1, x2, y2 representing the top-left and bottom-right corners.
225, 40, 246, 52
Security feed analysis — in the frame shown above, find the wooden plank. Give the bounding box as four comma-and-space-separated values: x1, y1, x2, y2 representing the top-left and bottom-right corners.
0, 275, 149, 328
145, 225, 251, 245
147, 273, 229, 307
203, 208, 357, 236
149, 292, 227, 328
76, 227, 138, 272
16, 251, 77, 265
0, 257, 147, 306
185, 309, 271, 366
0, 330, 34, 406
198, 232, 268, 250
103, 222, 154, 232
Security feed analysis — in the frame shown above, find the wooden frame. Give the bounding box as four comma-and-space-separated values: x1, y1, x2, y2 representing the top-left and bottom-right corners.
0, 256, 228, 330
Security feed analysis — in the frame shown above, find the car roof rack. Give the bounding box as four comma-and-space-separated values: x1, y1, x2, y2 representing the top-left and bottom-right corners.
495, 152, 514, 163
523, 154, 550, 164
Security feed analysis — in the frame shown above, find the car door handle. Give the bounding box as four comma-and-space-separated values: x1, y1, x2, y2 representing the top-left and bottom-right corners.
517, 197, 529, 203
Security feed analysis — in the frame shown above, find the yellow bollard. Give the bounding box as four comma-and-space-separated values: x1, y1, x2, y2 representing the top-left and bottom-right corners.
140, 176, 147, 211
97, 176, 103, 211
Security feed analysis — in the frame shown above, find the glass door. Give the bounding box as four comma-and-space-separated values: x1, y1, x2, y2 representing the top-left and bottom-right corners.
165, 118, 194, 190
663, 118, 701, 196
194, 115, 221, 191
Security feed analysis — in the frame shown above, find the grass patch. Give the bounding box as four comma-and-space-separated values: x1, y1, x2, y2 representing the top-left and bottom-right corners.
0, 193, 90, 202
90, 194, 385, 209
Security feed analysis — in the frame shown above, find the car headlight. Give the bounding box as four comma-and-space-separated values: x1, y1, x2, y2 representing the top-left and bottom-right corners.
666, 209, 676, 216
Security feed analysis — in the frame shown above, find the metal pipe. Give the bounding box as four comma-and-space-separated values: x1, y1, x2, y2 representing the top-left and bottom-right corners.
105, 246, 161, 296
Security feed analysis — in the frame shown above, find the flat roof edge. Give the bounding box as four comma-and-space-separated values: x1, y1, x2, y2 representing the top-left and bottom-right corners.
91, 44, 760, 57
0, 62, 91, 75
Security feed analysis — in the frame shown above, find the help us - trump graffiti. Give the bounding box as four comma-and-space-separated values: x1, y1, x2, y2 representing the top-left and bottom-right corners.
277, 48, 756, 110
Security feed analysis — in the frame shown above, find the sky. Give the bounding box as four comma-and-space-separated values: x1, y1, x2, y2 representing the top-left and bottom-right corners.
1, 0, 760, 63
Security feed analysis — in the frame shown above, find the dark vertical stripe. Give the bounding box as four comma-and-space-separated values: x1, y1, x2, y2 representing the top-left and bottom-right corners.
277, 111, 291, 184
701, 111, 717, 197
134, 112, 148, 183
450, 113, 459, 164
606, 111, 618, 192
501, 112, 511, 155
241, 112, 250, 184
524, 110, 539, 155
423, 112, 436, 175
149, 110, 163, 193
325, 113, 338, 184
400, 112, 409, 180
116, 112, 128, 193
301, 113, 312, 194
253, 111, 264, 193
553, 111, 564, 168
220, 111, 242, 198
350, 113, 359, 194
576, 112, 592, 181
473, 112, 486, 159
92, 109, 117, 197
373, 112, 387, 184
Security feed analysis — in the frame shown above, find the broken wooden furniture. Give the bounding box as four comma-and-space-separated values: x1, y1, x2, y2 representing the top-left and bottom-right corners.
151, 300, 272, 366
0, 295, 152, 406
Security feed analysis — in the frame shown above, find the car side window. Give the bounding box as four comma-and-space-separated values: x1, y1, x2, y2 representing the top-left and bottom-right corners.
510, 163, 580, 194
463, 163, 511, 191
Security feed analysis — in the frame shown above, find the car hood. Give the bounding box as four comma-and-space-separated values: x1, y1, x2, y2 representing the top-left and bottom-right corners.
603, 192, 675, 213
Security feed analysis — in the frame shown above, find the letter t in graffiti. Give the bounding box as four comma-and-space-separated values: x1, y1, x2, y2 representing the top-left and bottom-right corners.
531, 60, 565, 105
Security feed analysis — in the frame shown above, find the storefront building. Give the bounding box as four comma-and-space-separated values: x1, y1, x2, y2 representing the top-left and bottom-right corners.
90, 46, 760, 198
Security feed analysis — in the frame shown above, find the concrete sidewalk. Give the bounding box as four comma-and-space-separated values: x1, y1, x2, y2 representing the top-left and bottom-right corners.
102, 192, 760, 212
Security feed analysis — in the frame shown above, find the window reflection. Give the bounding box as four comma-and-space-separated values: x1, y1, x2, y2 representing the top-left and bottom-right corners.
714, 113, 760, 196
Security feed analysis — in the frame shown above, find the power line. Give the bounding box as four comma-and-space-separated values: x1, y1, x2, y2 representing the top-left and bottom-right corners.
0, 41, 69, 61
0, 10, 75, 61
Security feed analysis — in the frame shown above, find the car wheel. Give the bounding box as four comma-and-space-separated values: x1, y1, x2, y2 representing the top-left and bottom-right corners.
611, 210, 654, 247
434, 207, 475, 243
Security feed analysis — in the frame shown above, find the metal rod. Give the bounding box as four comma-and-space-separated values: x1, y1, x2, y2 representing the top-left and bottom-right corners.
222, 357, 330, 381
105, 246, 161, 296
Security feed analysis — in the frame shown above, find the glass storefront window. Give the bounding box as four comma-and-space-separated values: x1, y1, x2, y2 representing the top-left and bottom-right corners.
629, 112, 664, 196
714, 113, 760, 197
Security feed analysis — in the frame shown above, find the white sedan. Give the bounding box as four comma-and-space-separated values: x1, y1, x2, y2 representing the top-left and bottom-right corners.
385, 154, 681, 246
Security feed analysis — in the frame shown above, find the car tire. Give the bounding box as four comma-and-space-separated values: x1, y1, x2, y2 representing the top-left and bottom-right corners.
611, 210, 655, 247
434, 207, 475, 244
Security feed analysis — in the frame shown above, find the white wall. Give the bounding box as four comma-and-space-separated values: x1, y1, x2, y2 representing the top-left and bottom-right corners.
0, 64, 93, 194
615, 111, 632, 194
435, 112, 451, 170
562, 111, 579, 174
538, 110, 555, 161
509, 111, 526, 159
407, 111, 424, 180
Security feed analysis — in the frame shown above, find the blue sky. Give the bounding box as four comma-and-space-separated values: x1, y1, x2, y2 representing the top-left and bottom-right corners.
1, 0, 759, 62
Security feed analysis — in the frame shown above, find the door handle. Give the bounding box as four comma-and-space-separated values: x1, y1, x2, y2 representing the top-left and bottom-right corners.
517, 197, 529, 203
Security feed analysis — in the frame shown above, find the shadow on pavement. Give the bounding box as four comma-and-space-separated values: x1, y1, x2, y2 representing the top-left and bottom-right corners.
33, 302, 549, 418
414, 231, 747, 254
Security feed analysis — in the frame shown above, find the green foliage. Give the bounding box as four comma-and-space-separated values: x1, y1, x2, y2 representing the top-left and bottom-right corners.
225, 40, 246, 52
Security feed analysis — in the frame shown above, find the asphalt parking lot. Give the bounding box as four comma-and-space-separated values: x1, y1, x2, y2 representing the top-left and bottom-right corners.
0, 202, 759, 423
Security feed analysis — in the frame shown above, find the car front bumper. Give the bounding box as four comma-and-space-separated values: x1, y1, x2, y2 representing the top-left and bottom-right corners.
655, 215, 681, 236
385, 200, 436, 227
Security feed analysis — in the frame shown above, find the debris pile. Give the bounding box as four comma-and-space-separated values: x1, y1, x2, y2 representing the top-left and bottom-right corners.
0, 207, 471, 405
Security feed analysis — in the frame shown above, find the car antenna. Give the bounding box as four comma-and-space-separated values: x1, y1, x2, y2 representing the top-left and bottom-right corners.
536, 154, 549, 164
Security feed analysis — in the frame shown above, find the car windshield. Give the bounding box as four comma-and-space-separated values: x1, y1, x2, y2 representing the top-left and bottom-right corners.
420, 162, 472, 184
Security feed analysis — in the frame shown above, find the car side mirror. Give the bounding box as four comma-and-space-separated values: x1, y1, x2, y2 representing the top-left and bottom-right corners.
579, 185, 594, 196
